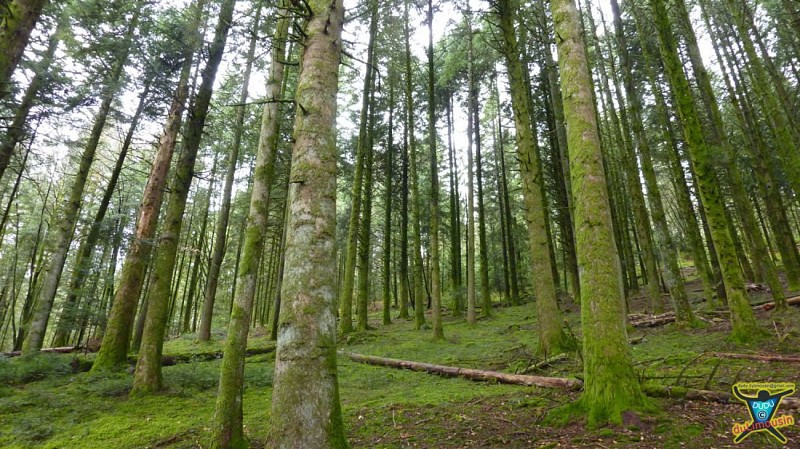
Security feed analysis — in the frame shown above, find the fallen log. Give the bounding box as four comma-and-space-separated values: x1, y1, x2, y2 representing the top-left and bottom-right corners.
754, 295, 800, 311
346, 352, 800, 411
521, 353, 569, 374
628, 295, 800, 328
344, 352, 582, 390
643, 384, 800, 410
705, 352, 800, 363
2, 346, 83, 357
630, 313, 676, 328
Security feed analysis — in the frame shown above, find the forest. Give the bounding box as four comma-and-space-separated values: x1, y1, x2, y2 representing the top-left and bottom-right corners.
1, 0, 799, 447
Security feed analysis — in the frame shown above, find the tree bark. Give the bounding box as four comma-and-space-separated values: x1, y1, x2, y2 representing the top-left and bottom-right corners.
197, 6, 261, 342
426, 0, 444, 340
0, 0, 47, 100
649, 0, 759, 342
267, 1, 347, 447
131, 0, 237, 394
22, 9, 140, 354
551, 0, 646, 424
93, 0, 208, 371
497, 0, 568, 355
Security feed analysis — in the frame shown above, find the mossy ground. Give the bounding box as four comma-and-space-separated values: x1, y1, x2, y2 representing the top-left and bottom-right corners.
1, 282, 799, 448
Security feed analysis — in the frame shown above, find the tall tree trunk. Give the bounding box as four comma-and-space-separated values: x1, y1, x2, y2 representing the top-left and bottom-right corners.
446, 90, 464, 315
493, 77, 520, 305
0, 15, 64, 184
0, 0, 47, 100
182, 175, 215, 334
198, 6, 261, 341
131, 0, 237, 393
551, 0, 646, 424
267, 0, 347, 446
672, 0, 785, 305
211, 2, 290, 444
610, 0, 695, 325
356, 72, 375, 332
51, 78, 152, 347
586, 0, 662, 312
382, 73, 395, 326
648, 0, 759, 341
427, 0, 444, 340
404, 0, 425, 330
465, 7, 477, 325
339, 0, 378, 334
497, 0, 568, 354
398, 106, 410, 321
467, 12, 491, 318
93, 0, 208, 371
21, 9, 141, 354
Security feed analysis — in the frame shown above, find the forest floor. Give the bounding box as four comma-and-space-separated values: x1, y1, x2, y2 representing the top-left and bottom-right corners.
2, 278, 800, 448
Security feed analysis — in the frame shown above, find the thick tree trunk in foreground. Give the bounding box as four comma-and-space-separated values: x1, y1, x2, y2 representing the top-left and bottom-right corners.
551, 0, 646, 424
93, 0, 207, 371
131, 0, 236, 394
267, 1, 347, 447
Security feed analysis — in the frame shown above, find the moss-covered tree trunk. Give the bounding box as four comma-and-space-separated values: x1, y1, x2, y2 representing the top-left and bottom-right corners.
609, 0, 695, 325
211, 4, 290, 446
356, 79, 375, 332
52, 79, 151, 347
267, 0, 347, 447
197, 6, 260, 342
404, 0, 425, 331
671, 0, 785, 306
649, 0, 759, 341
21, 9, 140, 354
446, 91, 464, 315
130, 0, 236, 394
0, 15, 64, 185
539, 35, 579, 301
468, 27, 491, 319
426, 0, 444, 340
382, 75, 395, 326
398, 121, 410, 321
497, 0, 568, 355
0, 0, 47, 100
93, 0, 207, 371
465, 7, 477, 325
584, 0, 662, 313
551, 0, 646, 424
339, 0, 378, 334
